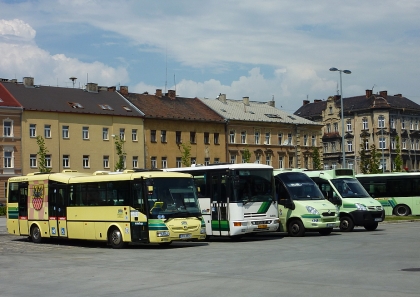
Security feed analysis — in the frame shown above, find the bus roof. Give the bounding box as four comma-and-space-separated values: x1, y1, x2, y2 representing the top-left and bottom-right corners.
165, 163, 273, 172
303, 169, 355, 179
356, 172, 420, 178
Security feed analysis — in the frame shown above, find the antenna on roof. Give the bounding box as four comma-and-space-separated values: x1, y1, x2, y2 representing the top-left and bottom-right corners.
164, 46, 167, 94
174, 74, 176, 92
336, 82, 339, 95
70, 77, 77, 88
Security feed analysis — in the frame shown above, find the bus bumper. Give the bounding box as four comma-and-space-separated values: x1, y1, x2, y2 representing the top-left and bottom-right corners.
301, 217, 339, 230
349, 210, 385, 226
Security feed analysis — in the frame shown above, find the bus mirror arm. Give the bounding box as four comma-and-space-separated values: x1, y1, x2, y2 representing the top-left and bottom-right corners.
285, 200, 295, 210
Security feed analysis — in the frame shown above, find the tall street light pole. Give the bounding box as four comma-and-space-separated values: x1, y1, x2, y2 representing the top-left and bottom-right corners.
330, 67, 351, 169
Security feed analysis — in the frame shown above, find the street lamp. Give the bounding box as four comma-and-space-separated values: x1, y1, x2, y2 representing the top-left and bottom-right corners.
330, 67, 351, 168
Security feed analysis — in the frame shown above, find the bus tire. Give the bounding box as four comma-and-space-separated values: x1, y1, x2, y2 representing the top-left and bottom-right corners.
339, 216, 354, 232
108, 227, 127, 249
393, 204, 411, 216
288, 219, 305, 237
30, 225, 43, 243
364, 222, 378, 231
319, 228, 333, 236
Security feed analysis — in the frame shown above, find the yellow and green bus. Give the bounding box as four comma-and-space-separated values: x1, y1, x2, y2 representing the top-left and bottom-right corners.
6, 170, 206, 248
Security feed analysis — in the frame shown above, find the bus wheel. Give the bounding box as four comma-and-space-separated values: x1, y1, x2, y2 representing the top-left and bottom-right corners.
288, 220, 305, 237
339, 216, 354, 232
393, 204, 411, 216
109, 227, 127, 249
319, 228, 333, 236
364, 222, 378, 231
30, 225, 42, 243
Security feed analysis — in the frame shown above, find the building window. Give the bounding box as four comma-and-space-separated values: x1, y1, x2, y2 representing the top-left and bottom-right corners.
241, 153, 246, 163
229, 130, 235, 143
44, 124, 51, 138
30, 124, 36, 137
190, 132, 196, 144
161, 130, 166, 143
255, 131, 260, 144
278, 156, 284, 169
151, 130, 157, 142
303, 135, 308, 146
304, 157, 309, 169
265, 155, 271, 166
4, 151, 12, 168
241, 131, 246, 144
311, 135, 316, 146
410, 119, 414, 130
347, 140, 353, 152
323, 143, 328, 153
45, 155, 51, 168
329, 106, 333, 114
63, 155, 70, 168
255, 155, 261, 164
62, 126, 69, 139
278, 133, 283, 145
30, 154, 37, 168
204, 158, 210, 166
132, 129, 137, 141
289, 156, 294, 168
230, 154, 236, 164
402, 118, 406, 129
390, 117, 395, 129
214, 133, 219, 145
378, 115, 385, 128
347, 119, 352, 131
82, 127, 89, 140
161, 157, 167, 169
103, 128, 109, 140
3, 120, 12, 137
416, 120, 419, 130
362, 118, 368, 130
402, 138, 407, 149
380, 159, 386, 171
364, 139, 369, 150
264, 132, 270, 145
214, 158, 220, 164
204, 132, 210, 144
287, 134, 292, 145
132, 156, 138, 168
379, 137, 386, 149
191, 157, 196, 165
332, 142, 336, 153
120, 128, 125, 140
332, 163, 337, 169
411, 139, 415, 150
103, 156, 110, 168
348, 162, 354, 169
326, 124, 331, 133
83, 155, 90, 168
176, 131, 182, 144
176, 157, 182, 168
417, 139, 419, 150
151, 156, 157, 169
333, 122, 338, 132
391, 138, 396, 150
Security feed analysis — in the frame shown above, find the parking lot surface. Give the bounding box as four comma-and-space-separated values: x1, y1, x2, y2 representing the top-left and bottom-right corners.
0, 217, 419, 297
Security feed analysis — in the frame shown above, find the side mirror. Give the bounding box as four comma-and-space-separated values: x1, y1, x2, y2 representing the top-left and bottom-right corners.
285, 200, 295, 210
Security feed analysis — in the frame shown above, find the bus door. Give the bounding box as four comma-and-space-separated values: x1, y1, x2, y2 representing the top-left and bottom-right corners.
18, 182, 29, 235
48, 185, 68, 238
210, 172, 229, 236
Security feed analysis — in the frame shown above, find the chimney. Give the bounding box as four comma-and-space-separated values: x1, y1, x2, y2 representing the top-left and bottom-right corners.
119, 86, 128, 95
394, 94, 402, 98
218, 94, 227, 104
168, 89, 176, 100
86, 83, 98, 93
155, 89, 162, 97
333, 95, 341, 101
379, 90, 387, 98
11, 79, 17, 84
23, 77, 34, 88
366, 89, 372, 98
107, 86, 116, 92
268, 100, 275, 107
314, 99, 322, 103
303, 100, 310, 105
243, 96, 250, 106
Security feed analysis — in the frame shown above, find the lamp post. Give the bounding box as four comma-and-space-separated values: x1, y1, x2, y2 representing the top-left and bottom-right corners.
330, 67, 351, 168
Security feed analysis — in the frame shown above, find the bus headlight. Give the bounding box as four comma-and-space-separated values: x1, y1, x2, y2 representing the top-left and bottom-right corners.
306, 206, 319, 215
200, 228, 206, 234
355, 203, 367, 211
156, 231, 170, 237
335, 206, 340, 214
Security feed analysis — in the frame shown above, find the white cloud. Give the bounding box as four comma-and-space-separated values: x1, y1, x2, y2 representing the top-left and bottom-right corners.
0, 19, 35, 40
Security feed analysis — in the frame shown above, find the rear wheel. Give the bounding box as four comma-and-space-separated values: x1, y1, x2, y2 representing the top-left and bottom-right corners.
364, 222, 378, 231
319, 228, 333, 236
393, 204, 411, 216
109, 227, 127, 249
339, 216, 354, 232
30, 225, 42, 243
288, 219, 305, 237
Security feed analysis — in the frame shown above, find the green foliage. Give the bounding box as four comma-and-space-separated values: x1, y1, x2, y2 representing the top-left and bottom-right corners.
0, 206, 5, 216
180, 143, 191, 167
242, 147, 251, 163
368, 144, 382, 174
311, 147, 322, 170
36, 136, 51, 173
114, 136, 126, 171
394, 135, 403, 172
359, 137, 369, 174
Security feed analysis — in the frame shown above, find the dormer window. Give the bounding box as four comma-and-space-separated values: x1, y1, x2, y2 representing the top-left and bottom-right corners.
122, 106, 132, 112
99, 104, 114, 110
265, 114, 282, 119
68, 102, 84, 109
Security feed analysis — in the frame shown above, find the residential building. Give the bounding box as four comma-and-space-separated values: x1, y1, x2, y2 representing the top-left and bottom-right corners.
295, 90, 420, 172
200, 94, 322, 169
120, 88, 226, 169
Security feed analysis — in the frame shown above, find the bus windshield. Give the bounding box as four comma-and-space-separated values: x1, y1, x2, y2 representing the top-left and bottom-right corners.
277, 172, 325, 200
135, 177, 201, 219
331, 178, 370, 198
235, 169, 274, 203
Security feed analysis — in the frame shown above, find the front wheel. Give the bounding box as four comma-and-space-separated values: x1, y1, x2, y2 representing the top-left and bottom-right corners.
319, 228, 333, 236
109, 227, 127, 249
393, 204, 411, 216
364, 222, 378, 231
339, 216, 355, 232
288, 219, 305, 237
30, 225, 43, 243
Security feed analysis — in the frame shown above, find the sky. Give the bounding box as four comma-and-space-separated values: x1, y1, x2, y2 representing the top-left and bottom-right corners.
0, 0, 419, 114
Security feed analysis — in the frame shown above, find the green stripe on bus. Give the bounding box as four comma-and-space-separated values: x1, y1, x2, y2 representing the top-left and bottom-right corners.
342, 203, 356, 208
148, 219, 168, 230
211, 220, 230, 231
301, 214, 322, 219
257, 201, 271, 213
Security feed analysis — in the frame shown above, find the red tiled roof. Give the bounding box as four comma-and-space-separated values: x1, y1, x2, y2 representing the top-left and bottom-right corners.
0, 83, 23, 107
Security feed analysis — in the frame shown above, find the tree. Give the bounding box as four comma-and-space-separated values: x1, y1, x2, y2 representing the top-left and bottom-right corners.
359, 137, 369, 174
114, 135, 126, 171
311, 147, 322, 170
368, 143, 381, 174
242, 147, 251, 163
394, 135, 403, 172
36, 136, 51, 173
180, 143, 191, 167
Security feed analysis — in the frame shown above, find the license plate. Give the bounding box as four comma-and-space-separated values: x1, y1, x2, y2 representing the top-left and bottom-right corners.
326, 223, 335, 227
374, 218, 382, 222
257, 224, 267, 229
179, 234, 192, 239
